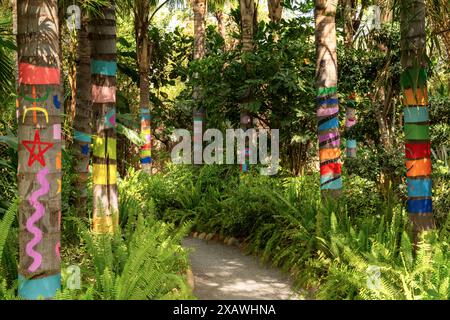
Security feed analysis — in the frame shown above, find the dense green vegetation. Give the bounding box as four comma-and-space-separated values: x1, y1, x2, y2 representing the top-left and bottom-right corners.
0, 0, 449, 300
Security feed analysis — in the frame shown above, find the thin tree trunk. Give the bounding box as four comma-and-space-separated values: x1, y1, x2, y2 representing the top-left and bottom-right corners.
215, 10, 226, 49
400, 0, 434, 236
314, 0, 342, 198
73, 9, 92, 218
344, 0, 353, 47
193, 0, 206, 59
193, 0, 207, 166
17, 0, 61, 299
239, 0, 255, 173
90, 1, 119, 234
345, 92, 357, 158
135, 1, 152, 173
267, 0, 282, 23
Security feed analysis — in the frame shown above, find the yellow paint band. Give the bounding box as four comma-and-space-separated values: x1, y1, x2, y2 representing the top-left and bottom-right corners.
93, 137, 117, 160
93, 164, 117, 185
93, 215, 118, 234
140, 149, 152, 157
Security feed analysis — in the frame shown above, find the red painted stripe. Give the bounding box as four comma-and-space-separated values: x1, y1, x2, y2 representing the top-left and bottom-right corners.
320, 163, 341, 175
19, 63, 60, 85
405, 142, 430, 159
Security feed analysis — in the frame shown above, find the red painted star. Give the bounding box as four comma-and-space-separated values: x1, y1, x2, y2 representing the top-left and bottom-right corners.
22, 130, 54, 167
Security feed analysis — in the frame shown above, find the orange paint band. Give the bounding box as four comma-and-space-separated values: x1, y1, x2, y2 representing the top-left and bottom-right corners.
319, 148, 341, 161
406, 158, 431, 177
403, 88, 428, 106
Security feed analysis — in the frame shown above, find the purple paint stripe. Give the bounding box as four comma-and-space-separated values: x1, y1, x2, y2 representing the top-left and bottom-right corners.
319, 132, 339, 143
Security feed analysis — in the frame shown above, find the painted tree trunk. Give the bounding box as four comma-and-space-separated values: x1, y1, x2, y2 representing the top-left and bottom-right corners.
135, 2, 152, 173
267, 0, 282, 23
314, 0, 342, 197
400, 0, 434, 235
240, 0, 255, 173
345, 92, 357, 158
17, 0, 62, 299
90, 1, 119, 234
73, 10, 92, 218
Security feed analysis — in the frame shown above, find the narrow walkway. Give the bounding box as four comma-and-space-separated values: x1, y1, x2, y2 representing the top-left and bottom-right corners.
182, 237, 302, 300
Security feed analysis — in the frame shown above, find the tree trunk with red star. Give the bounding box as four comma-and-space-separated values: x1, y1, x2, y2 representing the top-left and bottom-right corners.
17, 0, 62, 299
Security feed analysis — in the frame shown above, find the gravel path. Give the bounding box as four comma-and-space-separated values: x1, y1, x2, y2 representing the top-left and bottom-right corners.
182, 237, 302, 300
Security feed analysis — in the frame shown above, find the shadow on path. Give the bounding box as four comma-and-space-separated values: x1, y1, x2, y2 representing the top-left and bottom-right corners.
182, 237, 302, 300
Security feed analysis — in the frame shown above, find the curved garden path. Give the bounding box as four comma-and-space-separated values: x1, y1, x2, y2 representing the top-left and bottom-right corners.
182, 237, 304, 300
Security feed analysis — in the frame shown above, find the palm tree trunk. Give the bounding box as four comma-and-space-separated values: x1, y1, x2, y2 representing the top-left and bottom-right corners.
400, 0, 434, 236
135, 1, 152, 173
215, 10, 226, 48
73, 9, 92, 218
345, 92, 357, 158
314, 0, 342, 198
90, 1, 119, 234
267, 0, 282, 23
239, 0, 255, 173
17, 0, 61, 299
343, 0, 353, 47
193, 0, 207, 165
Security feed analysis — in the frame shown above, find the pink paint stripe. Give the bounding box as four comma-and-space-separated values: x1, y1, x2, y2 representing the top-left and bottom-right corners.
26, 168, 50, 272
53, 124, 61, 140
319, 132, 339, 143
317, 106, 339, 117
346, 119, 357, 127
327, 139, 341, 147
19, 63, 60, 85
92, 85, 116, 103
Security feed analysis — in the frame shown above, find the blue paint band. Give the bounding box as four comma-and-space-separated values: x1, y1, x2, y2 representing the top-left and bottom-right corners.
407, 178, 432, 197
91, 60, 117, 76
407, 199, 432, 213
317, 98, 339, 106
18, 273, 61, 300
141, 114, 151, 120
140, 108, 150, 114
74, 131, 92, 143
141, 157, 152, 164
346, 139, 357, 149
404, 107, 429, 123
53, 95, 61, 109
318, 118, 339, 131
82, 144, 90, 155
321, 177, 342, 190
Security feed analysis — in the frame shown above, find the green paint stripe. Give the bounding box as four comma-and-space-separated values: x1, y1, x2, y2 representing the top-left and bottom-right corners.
400, 68, 427, 89
91, 60, 117, 76
317, 87, 337, 96
404, 124, 430, 140
93, 137, 117, 160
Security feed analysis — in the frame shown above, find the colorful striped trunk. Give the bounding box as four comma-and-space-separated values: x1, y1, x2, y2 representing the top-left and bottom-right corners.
314, 1, 342, 197
400, 0, 434, 234
140, 108, 152, 167
345, 93, 357, 157
90, 2, 119, 234
17, 0, 62, 299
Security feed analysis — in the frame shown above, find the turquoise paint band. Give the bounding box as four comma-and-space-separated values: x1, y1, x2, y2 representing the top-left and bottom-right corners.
91, 60, 117, 76
18, 273, 61, 300
74, 131, 92, 143
321, 177, 342, 190
346, 139, 357, 149
407, 178, 432, 197
404, 107, 429, 123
